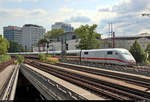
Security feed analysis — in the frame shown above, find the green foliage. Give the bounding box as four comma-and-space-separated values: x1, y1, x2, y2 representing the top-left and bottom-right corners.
39, 53, 47, 61
0, 35, 11, 63
16, 55, 24, 64
145, 42, 150, 61
38, 38, 48, 45
129, 40, 147, 64
8, 41, 24, 52
75, 24, 101, 50
0, 55, 11, 63
44, 29, 64, 39
0, 36, 9, 55
39, 53, 58, 64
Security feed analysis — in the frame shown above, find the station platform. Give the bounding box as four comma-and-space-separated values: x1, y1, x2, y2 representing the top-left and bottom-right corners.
0, 65, 15, 94
0, 65, 19, 100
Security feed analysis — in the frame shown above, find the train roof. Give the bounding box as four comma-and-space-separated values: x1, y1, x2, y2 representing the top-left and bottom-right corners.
82, 48, 129, 52
67, 50, 81, 53
66, 48, 129, 53
49, 51, 61, 53
8, 48, 129, 55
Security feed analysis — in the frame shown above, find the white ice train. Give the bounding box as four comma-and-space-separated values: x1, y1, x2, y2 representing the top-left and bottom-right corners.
9, 48, 136, 65
52, 48, 136, 65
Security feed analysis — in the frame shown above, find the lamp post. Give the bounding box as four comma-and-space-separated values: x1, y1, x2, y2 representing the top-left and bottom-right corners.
60, 33, 67, 61
46, 39, 50, 56
50, 39, 55, 57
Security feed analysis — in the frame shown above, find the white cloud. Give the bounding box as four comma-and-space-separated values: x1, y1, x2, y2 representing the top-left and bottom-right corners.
0, 8, 51, 34
97, 5, 112, 12
98, 0, 150, 36
0, 0, 39, 3
1, 0, 150, 37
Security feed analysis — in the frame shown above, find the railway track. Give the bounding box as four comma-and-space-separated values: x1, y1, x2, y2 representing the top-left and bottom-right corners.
24, 59, 150, 101
54, 62, 150, 89
23, 55, 150, 76
25, 57, 150, 89
63, 60, 150, 75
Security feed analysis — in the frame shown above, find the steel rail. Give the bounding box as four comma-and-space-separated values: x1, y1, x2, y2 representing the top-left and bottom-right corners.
26, 61, 128, 100
54, 62, 150, 89
25, 60, 150, 101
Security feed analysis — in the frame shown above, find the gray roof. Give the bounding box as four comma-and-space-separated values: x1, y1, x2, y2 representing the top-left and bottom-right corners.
104, 33, 150, 40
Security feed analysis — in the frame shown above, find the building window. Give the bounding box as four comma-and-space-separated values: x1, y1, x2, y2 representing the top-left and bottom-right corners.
72, 35, 76, 39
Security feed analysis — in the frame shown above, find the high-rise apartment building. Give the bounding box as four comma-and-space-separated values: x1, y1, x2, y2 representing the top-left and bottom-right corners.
3, 26, 22, 45
52, 22, 74, 32
22, 24, 46, 50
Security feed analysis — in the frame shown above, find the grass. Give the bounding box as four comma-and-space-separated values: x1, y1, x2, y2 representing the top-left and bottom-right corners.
46, 57, 59, 64
39, 53, 59, 64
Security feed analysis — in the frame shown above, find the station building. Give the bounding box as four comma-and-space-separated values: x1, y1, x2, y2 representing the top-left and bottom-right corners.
101, 33, 150, 50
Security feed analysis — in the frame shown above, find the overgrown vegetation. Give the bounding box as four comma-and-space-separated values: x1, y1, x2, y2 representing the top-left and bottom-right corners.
39, 53, 59, 64
0, 35, 9, 55
0, 55, 11, 63
16, 55, 24, 64
145, 42, 150, 61
0, 35, 11, 63
129, 40, 147, 64
8, 41, 24, 52
39, 53, 47, 62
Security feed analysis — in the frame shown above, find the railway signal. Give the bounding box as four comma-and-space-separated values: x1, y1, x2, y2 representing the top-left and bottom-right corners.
66, 43, 68, 50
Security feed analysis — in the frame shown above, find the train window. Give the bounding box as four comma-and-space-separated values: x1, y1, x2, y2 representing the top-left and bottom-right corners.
115, 52, 118, 55
56, 53, 60, 56
66, 53, 77, 56
107, 51, 113, 55
84, 52, 88, 55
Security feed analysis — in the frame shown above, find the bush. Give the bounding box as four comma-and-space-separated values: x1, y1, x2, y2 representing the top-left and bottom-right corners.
39, 53, 59, 64
39, 53, 46, 62
146, 60, 150, 65
0, 55, 11, 63
16, 55, 24, 64
14, 60, 18, 65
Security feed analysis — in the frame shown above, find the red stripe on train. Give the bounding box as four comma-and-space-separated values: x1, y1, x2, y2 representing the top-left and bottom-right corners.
63, 56, 129, 64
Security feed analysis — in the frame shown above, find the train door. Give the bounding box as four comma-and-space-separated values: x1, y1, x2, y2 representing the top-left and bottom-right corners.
79, 50, 82, 62
82, 51, 89, 62
106, 51, 113, 64
114, 51, 121, 65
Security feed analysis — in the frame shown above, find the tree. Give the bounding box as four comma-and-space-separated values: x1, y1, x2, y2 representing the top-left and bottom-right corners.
38, 38, 48, 45
8, 41, 24, 52
145, 42, 150, 61
44, 29, 64, 39
38, 38, 48, 51
75, 24, 101, 50
0, 36, 9, 55
38, 29, 64, 51
129, 40, 147, 64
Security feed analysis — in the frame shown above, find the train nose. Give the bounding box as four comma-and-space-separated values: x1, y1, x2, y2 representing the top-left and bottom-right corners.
128, 60, 136, 65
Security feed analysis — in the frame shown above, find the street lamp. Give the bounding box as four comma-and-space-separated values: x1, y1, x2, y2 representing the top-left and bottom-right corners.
46, 39, 50, 56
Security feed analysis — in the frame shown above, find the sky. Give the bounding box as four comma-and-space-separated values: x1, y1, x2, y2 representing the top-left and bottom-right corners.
0, 0, 150, 37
